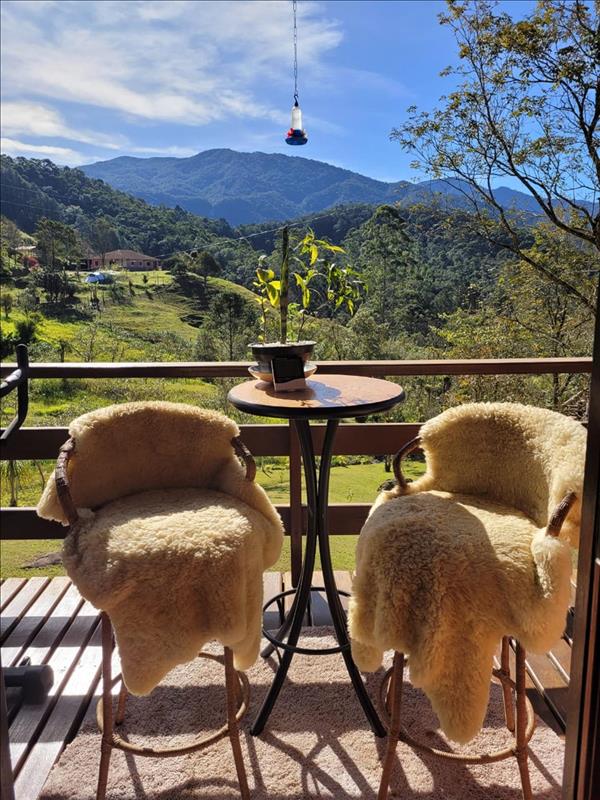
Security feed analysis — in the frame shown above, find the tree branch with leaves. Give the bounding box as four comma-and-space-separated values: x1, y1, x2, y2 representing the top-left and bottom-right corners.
391, 0, 599, 313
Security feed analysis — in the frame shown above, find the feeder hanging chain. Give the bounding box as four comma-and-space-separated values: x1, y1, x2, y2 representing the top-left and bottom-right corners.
293, 0, 299, 103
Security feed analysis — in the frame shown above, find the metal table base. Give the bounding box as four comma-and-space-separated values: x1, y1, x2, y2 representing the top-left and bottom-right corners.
250, 418, 386, 737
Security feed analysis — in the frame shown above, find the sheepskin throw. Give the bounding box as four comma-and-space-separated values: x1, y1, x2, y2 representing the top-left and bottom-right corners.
37, 402, 284, 695
349, 402, 586, 744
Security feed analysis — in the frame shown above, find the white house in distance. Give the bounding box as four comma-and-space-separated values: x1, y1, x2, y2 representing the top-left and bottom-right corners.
84, 249, 160, 271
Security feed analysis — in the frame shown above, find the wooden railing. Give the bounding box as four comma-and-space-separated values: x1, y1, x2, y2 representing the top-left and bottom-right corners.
1, 357, 593, 581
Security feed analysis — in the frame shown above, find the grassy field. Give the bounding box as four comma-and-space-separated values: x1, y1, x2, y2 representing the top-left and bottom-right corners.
0, 270, 243, 427
1, 267, 424, 579
1, 459, 425, 578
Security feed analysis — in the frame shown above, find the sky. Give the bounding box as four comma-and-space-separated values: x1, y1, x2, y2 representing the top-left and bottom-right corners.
0, 0, 536, 183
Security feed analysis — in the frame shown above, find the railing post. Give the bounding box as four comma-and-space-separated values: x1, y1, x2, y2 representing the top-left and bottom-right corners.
289, 421, 303, 586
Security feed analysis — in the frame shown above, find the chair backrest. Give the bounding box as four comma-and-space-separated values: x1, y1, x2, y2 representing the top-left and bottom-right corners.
37, 401, 241, 521
413, 402, 587, 527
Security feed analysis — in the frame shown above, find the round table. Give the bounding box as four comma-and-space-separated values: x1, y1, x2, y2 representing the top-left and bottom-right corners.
228, 374, 405, 737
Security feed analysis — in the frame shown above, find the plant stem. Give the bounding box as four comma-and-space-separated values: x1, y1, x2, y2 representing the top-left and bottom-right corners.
280, 226, 289, 343
260, 296, 267, 342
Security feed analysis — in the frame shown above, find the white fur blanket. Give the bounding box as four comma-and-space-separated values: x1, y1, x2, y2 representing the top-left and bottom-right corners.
349, 403, 586, 743
37, 402, 284, 695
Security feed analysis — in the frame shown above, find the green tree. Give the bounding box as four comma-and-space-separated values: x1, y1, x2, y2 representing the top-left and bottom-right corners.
432, 222, 594, 415
34, 217, 80, 269
392, 0, 599, 313
172, 250, 221, 290
205, 293, 258, 359
14, 316, 39, 346
89, 217, 119, 268
194, 326, 219, 361
495, 223, 595, 410
1, 292, 13, 319
195, 250, 221, 288
17, 289, 39, 315
0, 331, 18, 360
57, 338, 70, 362
0, 460, 25, 506
345, 205, 419, 332
347, 307, 386, 359
1, 216, 22, 267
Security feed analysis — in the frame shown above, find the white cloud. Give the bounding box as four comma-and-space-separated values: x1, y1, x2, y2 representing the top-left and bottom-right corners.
1, 102, 127, 149
0, 0, 342, 126
0, 137, 89, 165
1, 101, 204, 159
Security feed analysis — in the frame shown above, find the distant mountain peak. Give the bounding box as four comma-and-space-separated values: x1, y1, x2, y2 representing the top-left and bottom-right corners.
81, 148, 545, 226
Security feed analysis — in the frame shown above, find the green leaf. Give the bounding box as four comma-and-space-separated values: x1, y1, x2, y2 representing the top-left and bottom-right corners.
256, 267, 275, 283
265, 282, 280, 306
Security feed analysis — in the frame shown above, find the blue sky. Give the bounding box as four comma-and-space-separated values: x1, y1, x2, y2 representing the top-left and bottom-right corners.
1, 0, 535, 182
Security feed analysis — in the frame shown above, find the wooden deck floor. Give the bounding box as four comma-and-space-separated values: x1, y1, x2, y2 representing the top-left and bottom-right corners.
1, 575, 571, 800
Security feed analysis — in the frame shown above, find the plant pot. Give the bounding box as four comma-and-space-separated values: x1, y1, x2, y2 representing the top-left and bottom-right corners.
249, 341, 316, 381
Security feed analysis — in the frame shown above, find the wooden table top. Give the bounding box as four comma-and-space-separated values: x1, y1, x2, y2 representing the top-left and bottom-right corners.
228, 374, 405, 419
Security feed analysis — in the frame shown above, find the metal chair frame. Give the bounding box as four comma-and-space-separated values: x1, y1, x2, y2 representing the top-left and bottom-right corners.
54, 433, 258, 800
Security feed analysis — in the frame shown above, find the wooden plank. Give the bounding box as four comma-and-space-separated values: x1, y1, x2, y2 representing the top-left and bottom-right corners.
310, 571, 352, 626
1, 579, 50, 642
0, 422, 421, 461
523, 649, 570, 730
562, 303, 600, 800
1, 656, 16, 800
0, 579, 27, 613
2, 578, 70, 667
0, 424, 292, 461
262, 572, 283, 631
548, 638, 572, 684
0, 511, 66, 540
312, 423, 420, 454
278, 572, 349, 627
9, 596, 99, 775
332, 570, 354, 604
281, 572, 310, 627
0, 357, 592, 380
289, 424, 303, 585
77, 640, 121, 732
6, 583, 82, 674
13, 623, 103, 800
283, 572, 297, 617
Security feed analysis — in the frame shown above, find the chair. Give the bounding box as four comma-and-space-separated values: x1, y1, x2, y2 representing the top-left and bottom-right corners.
37, 401, 284, 800
348, 402, 586, 800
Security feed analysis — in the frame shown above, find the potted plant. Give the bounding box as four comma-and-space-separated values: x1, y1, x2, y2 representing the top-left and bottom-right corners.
250, 227, 365, 380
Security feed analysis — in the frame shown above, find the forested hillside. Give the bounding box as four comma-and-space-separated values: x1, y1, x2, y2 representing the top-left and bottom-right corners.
81, 148, 553, 226
1, 154, 594, 427
0, 156, 515, 295
0, 155, 256, 275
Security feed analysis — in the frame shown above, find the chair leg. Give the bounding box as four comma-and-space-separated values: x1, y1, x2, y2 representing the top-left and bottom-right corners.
500, 636, 515, 733
115, 680, 128, 726
378, 652, 404, 800
514, 642, 533, 800
96, 613, 114, 800
224, 648, 250, 800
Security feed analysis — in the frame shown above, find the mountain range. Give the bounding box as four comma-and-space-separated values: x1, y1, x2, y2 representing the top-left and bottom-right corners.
82, 148, 546, 226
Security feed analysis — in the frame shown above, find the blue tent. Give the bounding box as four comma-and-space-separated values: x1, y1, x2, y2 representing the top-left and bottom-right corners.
85, 272, 110, 284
